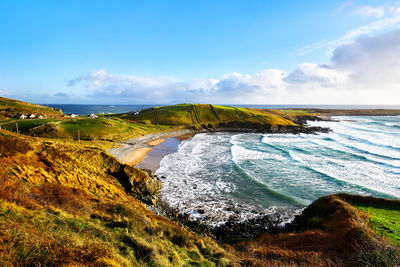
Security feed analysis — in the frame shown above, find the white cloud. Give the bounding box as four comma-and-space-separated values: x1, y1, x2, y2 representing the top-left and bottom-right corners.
284, 63, 348, 87
67, 28, 400, 105
294, 3, 400, 56
294, 17, 400, 56
331, 28, 400, 86
354, 6, 385, 18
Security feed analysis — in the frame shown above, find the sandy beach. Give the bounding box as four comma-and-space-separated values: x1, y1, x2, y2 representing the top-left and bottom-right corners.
123, 147, 153, 166
108, 129, 196, 171
146, 138, 166, 146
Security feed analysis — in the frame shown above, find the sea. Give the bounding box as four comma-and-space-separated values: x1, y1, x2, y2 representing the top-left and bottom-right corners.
46, 104, 155, 115
156, 116, 400, 227
45, 104, 400, 115
46, 104, 400, 227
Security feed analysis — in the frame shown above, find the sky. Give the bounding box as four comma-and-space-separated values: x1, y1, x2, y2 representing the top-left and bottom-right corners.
1, 0, 400, 104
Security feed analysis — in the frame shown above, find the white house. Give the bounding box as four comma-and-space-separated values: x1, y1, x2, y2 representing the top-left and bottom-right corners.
38, 115, 44, 119
65, 113, 78, 118
89, 114, 98, 118
29, 114, 36, 119
14, 114, 27, 119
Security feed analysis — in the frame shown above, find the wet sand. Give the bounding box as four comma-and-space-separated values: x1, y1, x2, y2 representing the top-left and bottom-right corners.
137, 137, 183, 171
146, 138, 166, 146
108, 129, 196, 171
123, 147, 153, 166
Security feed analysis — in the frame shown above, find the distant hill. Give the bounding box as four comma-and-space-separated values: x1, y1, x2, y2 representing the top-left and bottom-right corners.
118, 103, 300, 127
0, 96, 63, 120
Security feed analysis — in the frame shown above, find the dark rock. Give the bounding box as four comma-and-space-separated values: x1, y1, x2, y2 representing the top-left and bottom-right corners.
142, 195, 159, 205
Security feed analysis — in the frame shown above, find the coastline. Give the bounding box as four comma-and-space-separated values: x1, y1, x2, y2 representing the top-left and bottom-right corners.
108, 129, 196, 170
108, 119, 332, 170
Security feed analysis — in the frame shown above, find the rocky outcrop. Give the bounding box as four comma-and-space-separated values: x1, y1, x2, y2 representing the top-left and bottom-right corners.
101, 152, 161, 202
197, 121, 331, 134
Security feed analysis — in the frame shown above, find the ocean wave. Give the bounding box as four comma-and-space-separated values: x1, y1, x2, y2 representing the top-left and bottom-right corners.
156, 116, 400, 227
310, 138, 400, 169
231, 161, 306, 205
231, 144, 286, 162
329, 134, 400, 160
287, 150, 399, 198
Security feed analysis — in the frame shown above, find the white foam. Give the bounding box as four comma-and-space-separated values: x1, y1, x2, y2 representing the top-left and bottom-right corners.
156, 116, 400, 227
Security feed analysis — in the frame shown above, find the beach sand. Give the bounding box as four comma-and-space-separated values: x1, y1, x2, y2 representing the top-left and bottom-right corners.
146, 138, 166, 146
137, 137, 183, 171
109, 130, 196, 171
123, 147, 153, 166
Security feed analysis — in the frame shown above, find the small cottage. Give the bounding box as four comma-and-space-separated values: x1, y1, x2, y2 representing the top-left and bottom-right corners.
29, 114, 36, 119
65, 113, 78, 118
14, 114, 27, 119
89, 114, 98, 118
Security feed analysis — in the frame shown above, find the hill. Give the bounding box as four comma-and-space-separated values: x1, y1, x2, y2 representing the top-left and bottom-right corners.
0, 96, 63, 121
119, 104, 299, 127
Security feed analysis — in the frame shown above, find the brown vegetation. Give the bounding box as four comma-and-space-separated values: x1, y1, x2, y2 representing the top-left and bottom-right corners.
235, 195, 400, 266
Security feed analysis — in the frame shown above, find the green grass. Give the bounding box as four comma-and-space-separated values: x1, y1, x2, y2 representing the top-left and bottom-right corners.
120, 103, 298, 127
0, 115, 177, 141
354, 204, 400, 245
0, 97, 62, 116
58, 118, 172, 140
0, 119, 58, 133
279, 109, 319, 116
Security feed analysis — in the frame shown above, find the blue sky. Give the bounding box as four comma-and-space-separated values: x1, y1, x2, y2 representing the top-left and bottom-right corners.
1, 0, 400, 104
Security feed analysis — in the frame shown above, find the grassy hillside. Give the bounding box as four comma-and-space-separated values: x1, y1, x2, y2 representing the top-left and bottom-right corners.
120, 104, 298, 127
0, 130, 235, 266
1, 117, 178, 142
337, 194, 400, 245
239, 194, 400, 266
0, 96, 62, 120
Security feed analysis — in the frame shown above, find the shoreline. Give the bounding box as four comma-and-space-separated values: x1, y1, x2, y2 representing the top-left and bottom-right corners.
108, 120, 332, 169
108, 129, 197, 170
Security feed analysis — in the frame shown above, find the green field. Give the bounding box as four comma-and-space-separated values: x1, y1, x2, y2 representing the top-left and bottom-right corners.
279, 109, 319, 116
1, 119, 58, 133
1, 116, 176, 141
354, 204, 400, 245
58, 118, 170, 140
337, 194, 400, 245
